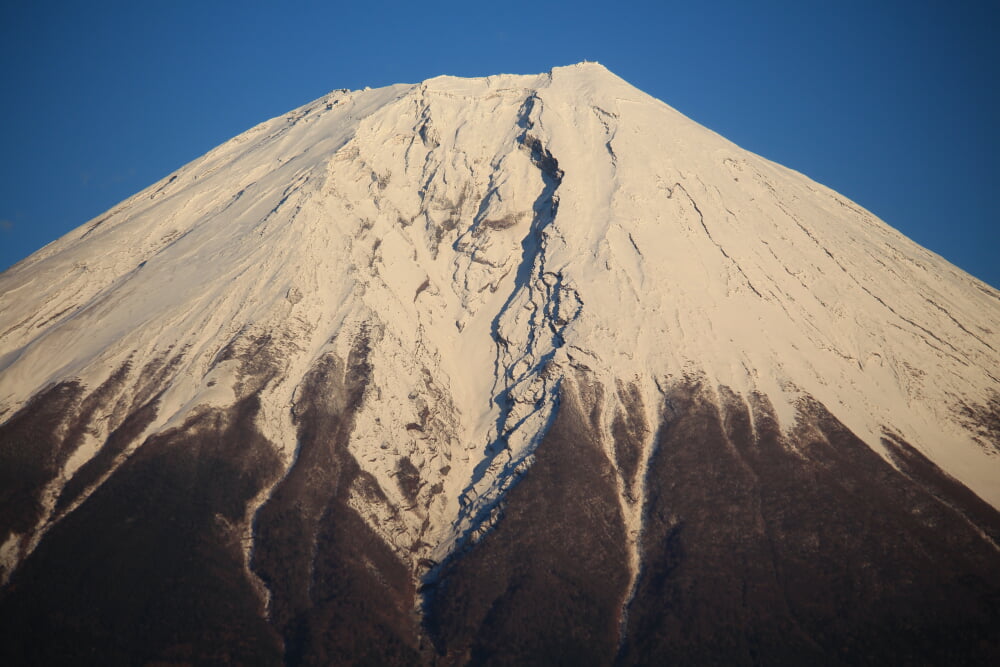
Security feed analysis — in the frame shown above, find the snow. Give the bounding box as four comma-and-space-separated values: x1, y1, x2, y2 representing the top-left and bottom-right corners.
1, 62, 998, 577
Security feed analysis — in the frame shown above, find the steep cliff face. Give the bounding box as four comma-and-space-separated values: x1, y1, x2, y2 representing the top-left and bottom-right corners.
1, 63, 998, 664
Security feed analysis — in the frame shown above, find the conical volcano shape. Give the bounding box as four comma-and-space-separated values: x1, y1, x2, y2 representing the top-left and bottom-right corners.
1, 63, 998, 665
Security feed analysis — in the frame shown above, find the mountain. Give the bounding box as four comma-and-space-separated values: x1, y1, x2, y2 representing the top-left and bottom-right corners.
1, 62, 998, 665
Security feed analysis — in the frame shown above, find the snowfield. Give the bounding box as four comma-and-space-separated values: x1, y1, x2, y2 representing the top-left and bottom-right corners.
1, 61, 998, 587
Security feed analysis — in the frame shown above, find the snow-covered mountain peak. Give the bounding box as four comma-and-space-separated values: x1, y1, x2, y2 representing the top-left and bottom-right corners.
1, 65, 998, 599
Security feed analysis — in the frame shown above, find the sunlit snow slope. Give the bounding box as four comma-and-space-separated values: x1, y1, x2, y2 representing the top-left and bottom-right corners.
1, 62, 998, 664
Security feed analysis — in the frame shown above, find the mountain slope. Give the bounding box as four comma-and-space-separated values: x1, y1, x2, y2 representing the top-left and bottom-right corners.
1, 63, 998, 664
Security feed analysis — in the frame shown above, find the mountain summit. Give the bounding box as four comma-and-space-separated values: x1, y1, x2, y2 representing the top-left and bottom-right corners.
2, 62, 998, 664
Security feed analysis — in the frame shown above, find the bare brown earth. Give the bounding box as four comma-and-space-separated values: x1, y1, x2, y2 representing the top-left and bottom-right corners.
615, 384, 1000, 665
252, 344, 424, 665
424, 381, 631, 666
1, 358, 998, 665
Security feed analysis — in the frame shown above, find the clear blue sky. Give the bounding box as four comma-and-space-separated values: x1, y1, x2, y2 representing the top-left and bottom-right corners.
2, 1, 997, 287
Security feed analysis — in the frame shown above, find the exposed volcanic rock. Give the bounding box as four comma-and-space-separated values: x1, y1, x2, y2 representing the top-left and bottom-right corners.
0, 394, 285, 664
425, 379, 632, 665
618, 382, 1000, 665
0, 381, 84, 557
1, 63, 999, 664
252, 343, 424, 665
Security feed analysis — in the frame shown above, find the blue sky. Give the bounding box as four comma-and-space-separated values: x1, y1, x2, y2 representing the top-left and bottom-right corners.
2, 1, 997, 286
